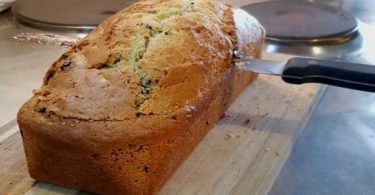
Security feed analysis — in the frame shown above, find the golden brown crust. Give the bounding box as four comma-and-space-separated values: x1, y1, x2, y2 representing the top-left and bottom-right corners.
17, 0, 264, 194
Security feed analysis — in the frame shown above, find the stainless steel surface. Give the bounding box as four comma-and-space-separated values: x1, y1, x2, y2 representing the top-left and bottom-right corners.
259, 0, 375, 59
270, 86, 375, 195
13, 32, 79, 47
236, 58, 285, 76
0, 10, 66, 127
265, 27, 359, 45
11, 0, 135, 30
242, 1, 359, 45
263, 22, 371, 59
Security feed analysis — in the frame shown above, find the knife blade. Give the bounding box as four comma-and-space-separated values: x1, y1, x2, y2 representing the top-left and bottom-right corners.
236, 57, 375, 92
235, 58, 285, 76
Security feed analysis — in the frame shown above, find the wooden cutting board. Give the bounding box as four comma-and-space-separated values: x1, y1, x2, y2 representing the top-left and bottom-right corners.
0, 53, 322, 195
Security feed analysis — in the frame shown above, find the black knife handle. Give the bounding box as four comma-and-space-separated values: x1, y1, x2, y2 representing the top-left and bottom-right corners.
282, 57, 375, 92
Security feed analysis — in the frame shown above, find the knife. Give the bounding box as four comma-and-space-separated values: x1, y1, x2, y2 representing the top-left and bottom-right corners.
236, 57, 375, 92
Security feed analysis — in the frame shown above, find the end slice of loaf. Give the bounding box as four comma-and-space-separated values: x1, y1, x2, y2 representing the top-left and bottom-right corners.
17, 0, 264, 194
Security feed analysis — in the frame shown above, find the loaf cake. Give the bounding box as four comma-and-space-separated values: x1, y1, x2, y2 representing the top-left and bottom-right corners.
17, 0, 264, 194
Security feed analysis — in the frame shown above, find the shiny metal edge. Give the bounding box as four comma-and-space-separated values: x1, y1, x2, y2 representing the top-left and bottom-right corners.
266, 26, 360, 45
12, 32, 79, 47
236, 58, 285, 76
11, 6, 96, 31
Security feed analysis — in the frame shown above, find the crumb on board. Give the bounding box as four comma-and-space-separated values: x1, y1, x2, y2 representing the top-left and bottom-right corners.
275, 152, 281, 156
252, 126, 256, 131
261, 112, 269, 117
265, 147, 270, 151
308, 92, 315, 97
236, 134, 241, 138
225, 133, 234, 140
243, 118, 250, 125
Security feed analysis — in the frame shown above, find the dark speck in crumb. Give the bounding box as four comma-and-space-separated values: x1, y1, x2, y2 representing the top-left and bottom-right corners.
137, 145, 144, 151
145, 24, 153, 30
128, 144, 136, 149
91, 153, 101, 159
220, 113, 226, 119
60, 60, 71, 70
112, 56, 121, 64
144, 165, 150, 173
38, 107, 47, 113
243, 118, 250, 124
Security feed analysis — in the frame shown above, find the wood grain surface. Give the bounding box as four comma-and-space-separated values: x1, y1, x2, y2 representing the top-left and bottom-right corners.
0, 53, 322, 195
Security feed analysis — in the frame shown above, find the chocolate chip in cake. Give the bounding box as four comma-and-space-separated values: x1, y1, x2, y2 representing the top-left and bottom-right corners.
145, 24, 153, 30
60, 60, 72, 70
143, 165, 150, 173
38, 107, 46, 113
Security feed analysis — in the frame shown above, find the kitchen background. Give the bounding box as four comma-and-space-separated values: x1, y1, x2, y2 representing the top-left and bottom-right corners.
1, 0, 375, 194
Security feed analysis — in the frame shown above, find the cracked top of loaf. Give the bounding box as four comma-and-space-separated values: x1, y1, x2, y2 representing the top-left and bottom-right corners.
19, 0, 264, 144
